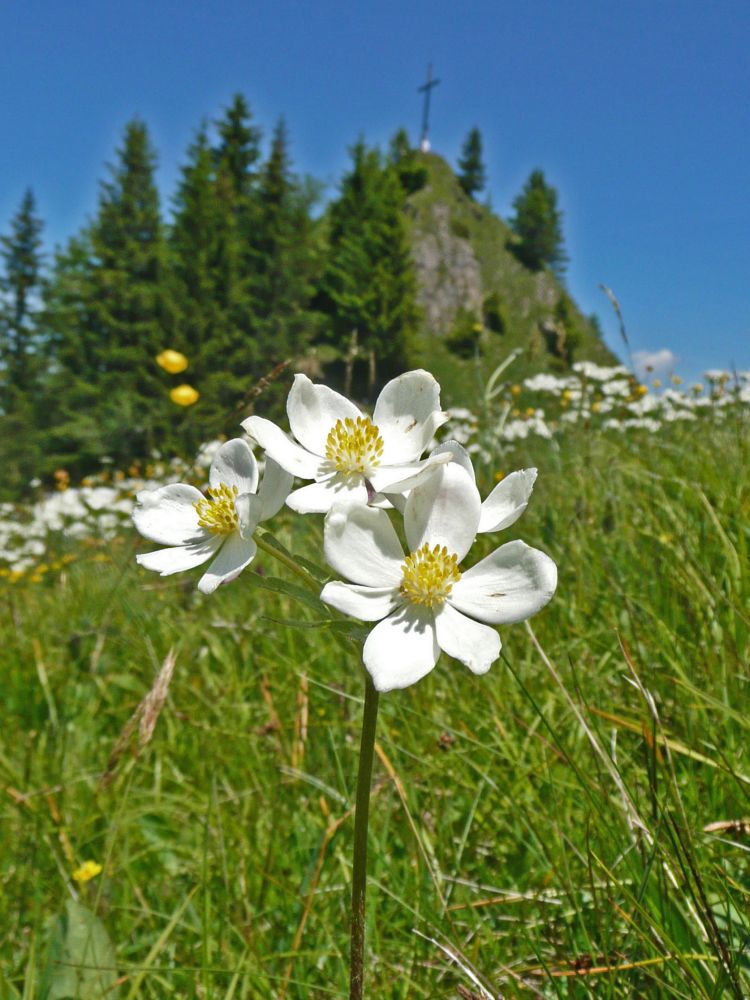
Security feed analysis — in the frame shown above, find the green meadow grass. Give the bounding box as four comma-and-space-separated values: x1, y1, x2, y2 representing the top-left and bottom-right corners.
1, 408, 749, 998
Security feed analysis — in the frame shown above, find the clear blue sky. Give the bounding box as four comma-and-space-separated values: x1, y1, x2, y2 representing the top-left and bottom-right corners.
2, 0, 749, 380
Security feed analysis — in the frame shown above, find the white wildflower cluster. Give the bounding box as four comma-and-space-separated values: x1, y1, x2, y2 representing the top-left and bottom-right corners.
0, 445, 231, 580
439, 363, 750, 457
132, 370, 558, 692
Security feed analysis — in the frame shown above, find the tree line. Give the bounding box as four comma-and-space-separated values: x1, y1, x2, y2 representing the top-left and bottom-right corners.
0, 95, 566, 496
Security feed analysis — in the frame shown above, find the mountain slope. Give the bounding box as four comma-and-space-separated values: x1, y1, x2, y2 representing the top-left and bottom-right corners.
404, 153, 618, 403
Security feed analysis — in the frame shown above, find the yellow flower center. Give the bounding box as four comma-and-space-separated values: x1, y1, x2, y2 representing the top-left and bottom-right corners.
194, 483, 239, 535
399, 543, 462, 609
325, 417, 385, 475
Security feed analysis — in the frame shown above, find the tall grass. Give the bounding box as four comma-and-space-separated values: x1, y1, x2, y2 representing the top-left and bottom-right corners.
1, 408, 748, 998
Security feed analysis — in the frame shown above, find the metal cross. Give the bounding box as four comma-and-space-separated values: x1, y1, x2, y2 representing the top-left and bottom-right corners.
418, 63, 440, 152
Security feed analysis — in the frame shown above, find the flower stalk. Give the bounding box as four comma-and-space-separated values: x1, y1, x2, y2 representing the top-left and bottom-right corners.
350, 674, 380, 1000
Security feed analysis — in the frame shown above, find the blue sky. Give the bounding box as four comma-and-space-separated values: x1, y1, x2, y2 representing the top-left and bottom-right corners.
2, 0, 749, 380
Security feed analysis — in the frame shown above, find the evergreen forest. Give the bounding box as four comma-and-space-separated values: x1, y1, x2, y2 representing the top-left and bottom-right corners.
0, 93, 581, 498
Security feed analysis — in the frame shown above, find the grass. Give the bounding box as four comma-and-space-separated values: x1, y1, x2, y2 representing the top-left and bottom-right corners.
1, 405, 749, 998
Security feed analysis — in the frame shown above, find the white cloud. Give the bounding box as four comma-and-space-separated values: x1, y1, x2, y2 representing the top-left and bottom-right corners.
632, 349, 677, 376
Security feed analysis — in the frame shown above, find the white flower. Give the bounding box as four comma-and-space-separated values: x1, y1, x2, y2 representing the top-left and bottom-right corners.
241, 371, 449, 513
133, 439, 292, 594
320, 463, 557, 692
387, 441, 539, 535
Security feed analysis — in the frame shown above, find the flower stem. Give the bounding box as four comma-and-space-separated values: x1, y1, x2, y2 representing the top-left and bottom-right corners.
252, 529, 319, 592
350, 674, 380, 1000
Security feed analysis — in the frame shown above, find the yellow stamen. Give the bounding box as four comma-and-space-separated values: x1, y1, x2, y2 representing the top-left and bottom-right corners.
325, 417, 384, 475
194, 483, 239, 535
400, 543, 462, 608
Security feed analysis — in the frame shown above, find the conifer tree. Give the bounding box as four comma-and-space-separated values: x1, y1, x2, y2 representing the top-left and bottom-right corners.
457, 128, 486, 199
253, 119, 319, 361
46, 120, 174, 471
388, 128, 428, 195
0, 189, 44, 400
206, 94, 264, 405
169, 126, 227, 443
510, 169, 568, 275
0, 189, 45, 496
319, 141, 419, 386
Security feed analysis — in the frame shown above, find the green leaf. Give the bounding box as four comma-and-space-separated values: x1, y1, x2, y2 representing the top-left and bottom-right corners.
255, 531, 328, 581
252, 575, 322, 611
39, 901, 120, 1000
0, 968, 21, 999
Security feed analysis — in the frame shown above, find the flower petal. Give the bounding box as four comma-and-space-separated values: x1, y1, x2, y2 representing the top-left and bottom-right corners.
136, 534, 221, 576
373, 370, 448, 463
404, 462, 481, 561
478, 469, 538, 533
323, 502, 404, 587
363, 606, 439, 692
449, 540, 557, 624
234, 493, 265, 540
430, 440, 475, 482
435, 602, 501, 675
287, 474, 370, 514
287, 373, 361, 456
368, 450, 452, 495
321, 582, 400, 621
257, 457, 294, 520
197, 533, 257, 595
132, 483, 204, 545
242, 416, 323, 479
209, 439, 259, 494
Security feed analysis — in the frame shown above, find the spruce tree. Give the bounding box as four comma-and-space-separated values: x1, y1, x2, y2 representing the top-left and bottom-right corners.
207, 94, 264, 409
457, 128, 486, 199
0, 189, 45, 497
253, 119, 319, 363
46, 120, 174, 471
509, 169, 568, 275
388, 128, 428, 195
0, 189, 44, 400
169, 126, 228, 444
319, 141, 419, 387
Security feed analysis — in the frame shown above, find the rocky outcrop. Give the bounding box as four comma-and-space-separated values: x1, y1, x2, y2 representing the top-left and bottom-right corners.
410, 203, 483, 334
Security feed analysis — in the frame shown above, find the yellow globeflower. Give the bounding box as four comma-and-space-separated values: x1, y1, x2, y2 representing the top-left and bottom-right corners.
72, 860, 102, 884
170, 384, 200, 407
156, 349, 189, 374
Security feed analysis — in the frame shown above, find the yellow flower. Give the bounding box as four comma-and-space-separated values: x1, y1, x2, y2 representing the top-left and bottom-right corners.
72, 860, 102, 884
156, 349, 189, 374
170, 384, 200, 407
652, 378, 662, 388
671, 375, 683, 385
635, 384, 648, 397
494, 470, 505, 482
591, 401, 602, 413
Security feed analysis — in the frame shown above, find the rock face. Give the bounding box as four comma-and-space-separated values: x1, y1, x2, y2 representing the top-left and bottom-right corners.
410, 203, 483, 335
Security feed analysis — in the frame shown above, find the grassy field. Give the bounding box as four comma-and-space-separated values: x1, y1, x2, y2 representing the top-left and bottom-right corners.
2, 404, 749, 998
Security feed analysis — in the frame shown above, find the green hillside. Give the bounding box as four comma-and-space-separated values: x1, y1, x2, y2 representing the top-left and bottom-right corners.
404, 152, 618, 402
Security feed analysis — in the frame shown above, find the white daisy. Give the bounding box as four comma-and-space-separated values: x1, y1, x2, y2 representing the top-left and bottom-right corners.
320, 463, 557, 692
132, 439, 292, 594
241, 370, 449, 513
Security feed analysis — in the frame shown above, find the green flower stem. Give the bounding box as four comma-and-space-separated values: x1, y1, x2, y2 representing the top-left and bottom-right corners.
350, 674, 380, 1000
252, 529, 319, 592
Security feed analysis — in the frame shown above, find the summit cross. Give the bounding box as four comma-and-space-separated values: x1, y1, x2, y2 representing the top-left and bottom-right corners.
418, 63, 440, 152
